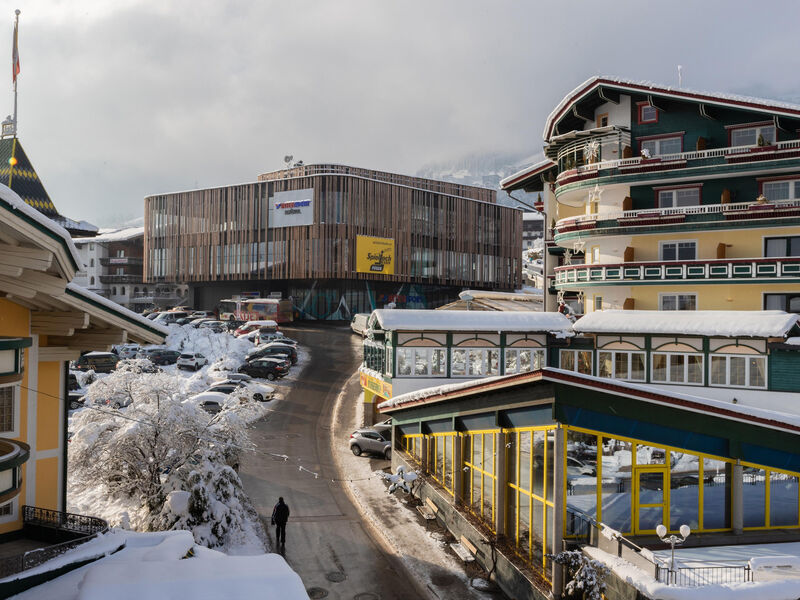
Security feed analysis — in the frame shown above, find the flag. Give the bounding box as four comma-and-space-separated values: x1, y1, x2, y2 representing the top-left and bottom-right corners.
11, 16, 19, 84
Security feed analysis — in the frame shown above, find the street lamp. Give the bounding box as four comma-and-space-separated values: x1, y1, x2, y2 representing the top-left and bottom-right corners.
656, 523, 690, 584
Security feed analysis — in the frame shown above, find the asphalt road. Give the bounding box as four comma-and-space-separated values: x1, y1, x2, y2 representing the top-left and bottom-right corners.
239, 323, 424, 600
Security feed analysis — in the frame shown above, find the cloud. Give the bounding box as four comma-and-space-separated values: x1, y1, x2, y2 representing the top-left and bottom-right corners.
0, 1, 798, 226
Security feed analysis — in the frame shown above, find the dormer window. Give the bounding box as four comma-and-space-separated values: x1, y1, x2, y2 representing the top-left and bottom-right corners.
638, 103, 658, 124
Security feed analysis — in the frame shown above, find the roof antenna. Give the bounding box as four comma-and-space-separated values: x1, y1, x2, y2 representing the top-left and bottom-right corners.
677, 65, 683, 88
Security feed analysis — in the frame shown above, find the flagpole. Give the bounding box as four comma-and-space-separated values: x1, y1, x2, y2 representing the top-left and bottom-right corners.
12, 9, 19, 138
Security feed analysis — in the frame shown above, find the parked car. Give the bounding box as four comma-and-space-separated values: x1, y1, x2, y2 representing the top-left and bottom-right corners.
68, 392, 86, 410
349, 428, 391, 459
190, 310, 216, 319
146, 312, 163, 320
72, 352, 119, 373
113, 343, 141, 359
175, 317, 195, 326
198, 320, 226, 333
566, 456, 596, 479
186, 391, 229, 414
258, 332, 297, 346
350, 313, 370, 336
177, 352, 208, 371
190, 318, 215, 328
138, 348, 181, 365
209, 372, 252, 384
153, 311, 189, 324
235, 320, 279, 337
207, 380, 275, 402
238, 358, 288, 381
247, 342, 297, 364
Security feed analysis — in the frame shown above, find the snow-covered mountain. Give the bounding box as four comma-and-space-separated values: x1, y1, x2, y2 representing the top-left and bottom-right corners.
416, 151, 544, 208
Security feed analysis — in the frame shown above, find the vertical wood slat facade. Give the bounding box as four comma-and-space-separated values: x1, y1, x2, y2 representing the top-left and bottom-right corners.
144, 164, 522, 290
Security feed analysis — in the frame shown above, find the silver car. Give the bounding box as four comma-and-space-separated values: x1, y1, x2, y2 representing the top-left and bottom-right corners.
349, 428, 391, 459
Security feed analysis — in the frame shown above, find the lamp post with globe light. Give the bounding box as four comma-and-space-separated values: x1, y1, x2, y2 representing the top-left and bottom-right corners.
656, 523, 691, 584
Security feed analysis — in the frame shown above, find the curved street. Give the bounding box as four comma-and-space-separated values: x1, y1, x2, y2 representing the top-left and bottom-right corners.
239, 323, 424, 600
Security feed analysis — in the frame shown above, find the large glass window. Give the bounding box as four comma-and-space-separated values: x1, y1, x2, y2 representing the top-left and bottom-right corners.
770, 471, 799, 527
401, 435, 424, 465
504, 348, 545, 374
669, 451, 699, 531
764, 235, 800, 257
658, 188, 700, 209
601, 437, 633, 532
710, 354, 767, 389
395, 347, 446, 377
559, 350, 593, 375
651, 352, 703, 384
703, 458, 731, 530
660, 241, 697, 261
507, 427, 556, 577
743, 467, 766, 528
765, 293, 800, 314
598, 350, 646, 381
430, 434, 457, 495
452, 348, 500, 378
730, 124, 775, 147
0, 386, 15, 434
763, 180, 800, 202
640, 136, 682, 156
465, 431, 497, 525
659, 294, 697, 311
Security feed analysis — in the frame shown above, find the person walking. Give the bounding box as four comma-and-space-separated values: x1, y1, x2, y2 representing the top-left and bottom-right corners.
271, 497, 290, 546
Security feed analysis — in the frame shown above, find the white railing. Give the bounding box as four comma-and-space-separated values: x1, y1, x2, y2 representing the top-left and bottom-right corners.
558, 139, 800, 181
556, 197, 800, 230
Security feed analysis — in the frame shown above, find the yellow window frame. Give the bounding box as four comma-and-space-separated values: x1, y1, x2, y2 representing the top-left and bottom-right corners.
505, 426, 557, 579
463, 429, 499, 531
401, 434, 424, 465
740, 461, 800, 530
429, 432, 458, 496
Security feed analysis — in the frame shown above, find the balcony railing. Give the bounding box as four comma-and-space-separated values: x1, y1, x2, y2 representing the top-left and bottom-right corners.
99, 274, 143, 284
555, 198, 800, 236
0, 506, 108, 579
554, 256, 800, 288
99, 257, 143, 267
555, 139, 800, 185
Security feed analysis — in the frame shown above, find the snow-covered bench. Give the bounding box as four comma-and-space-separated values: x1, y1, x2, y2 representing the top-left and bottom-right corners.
450, 535, 476, 563
416, 497, 439, 524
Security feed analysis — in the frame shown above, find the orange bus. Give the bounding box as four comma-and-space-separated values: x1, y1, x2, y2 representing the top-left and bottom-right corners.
218, 298, 293, 323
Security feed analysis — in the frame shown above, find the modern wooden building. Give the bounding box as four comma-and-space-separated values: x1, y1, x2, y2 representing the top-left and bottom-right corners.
144, 164, 522, 318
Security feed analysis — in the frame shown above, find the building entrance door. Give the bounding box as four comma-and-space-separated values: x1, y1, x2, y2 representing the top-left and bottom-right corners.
634, 466, 667, 534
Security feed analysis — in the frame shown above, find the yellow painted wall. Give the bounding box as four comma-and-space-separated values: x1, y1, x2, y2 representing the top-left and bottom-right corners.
0, 298, 29, 337
629, 283, 800, 311
36, 361, 61, 452
35, 457, 59, 510
623, 226, 800, 262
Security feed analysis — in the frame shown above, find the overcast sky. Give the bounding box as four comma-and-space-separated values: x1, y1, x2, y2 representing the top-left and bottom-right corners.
4, 1, 800, 227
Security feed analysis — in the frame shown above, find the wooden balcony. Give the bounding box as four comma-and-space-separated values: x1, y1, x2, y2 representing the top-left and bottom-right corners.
554, 256, 800, 289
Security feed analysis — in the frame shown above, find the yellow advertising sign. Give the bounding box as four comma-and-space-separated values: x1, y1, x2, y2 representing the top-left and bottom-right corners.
360, 372, 393, 399
356, 235, 395, 275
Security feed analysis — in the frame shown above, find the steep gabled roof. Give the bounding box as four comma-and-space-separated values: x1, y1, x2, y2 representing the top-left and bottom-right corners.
499, 159, 557, 191
0, 137, 58, 217
544, 76, 800, 141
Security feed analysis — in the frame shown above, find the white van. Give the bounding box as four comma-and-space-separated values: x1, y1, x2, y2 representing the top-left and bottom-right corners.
350, 313, 370, 336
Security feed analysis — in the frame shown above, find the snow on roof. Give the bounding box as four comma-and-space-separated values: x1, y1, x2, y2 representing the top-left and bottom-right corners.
377, 372, 533, 411
370, 309, 573, 334
573, 310, 799, 338
544, 368, 800, 433
77, 226, 143, 244
522, 212, 544, 220
499, 158, 556, 189
544, 76, 800, 140
65, 282, 169, 338
0, 182, 81, 269
458, 289, 540, 302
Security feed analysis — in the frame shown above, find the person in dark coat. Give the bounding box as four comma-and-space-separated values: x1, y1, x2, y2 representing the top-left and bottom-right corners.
271, 497, 290, 545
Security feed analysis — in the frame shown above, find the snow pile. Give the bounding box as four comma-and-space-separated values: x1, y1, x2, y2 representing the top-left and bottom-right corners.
584, 545, 800, 600
161, 323, 254, 369
8, 530, 306, 600
573, 310, 799, 338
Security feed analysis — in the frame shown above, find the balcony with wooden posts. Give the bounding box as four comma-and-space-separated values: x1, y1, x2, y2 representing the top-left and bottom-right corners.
553, 256, 800, 289
554, 138, 800, 189
554, 198, 800, 243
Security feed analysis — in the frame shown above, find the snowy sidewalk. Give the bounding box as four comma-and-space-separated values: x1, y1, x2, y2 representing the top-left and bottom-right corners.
330, 371, 496, 600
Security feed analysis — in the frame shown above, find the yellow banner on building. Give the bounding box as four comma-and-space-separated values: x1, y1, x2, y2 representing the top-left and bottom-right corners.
360, 371, 393, 399
356, 235, 395, 275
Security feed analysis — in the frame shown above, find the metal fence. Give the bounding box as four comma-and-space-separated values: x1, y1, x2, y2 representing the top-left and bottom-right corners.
656, 564, 752, 586
0, 506, 109, 579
